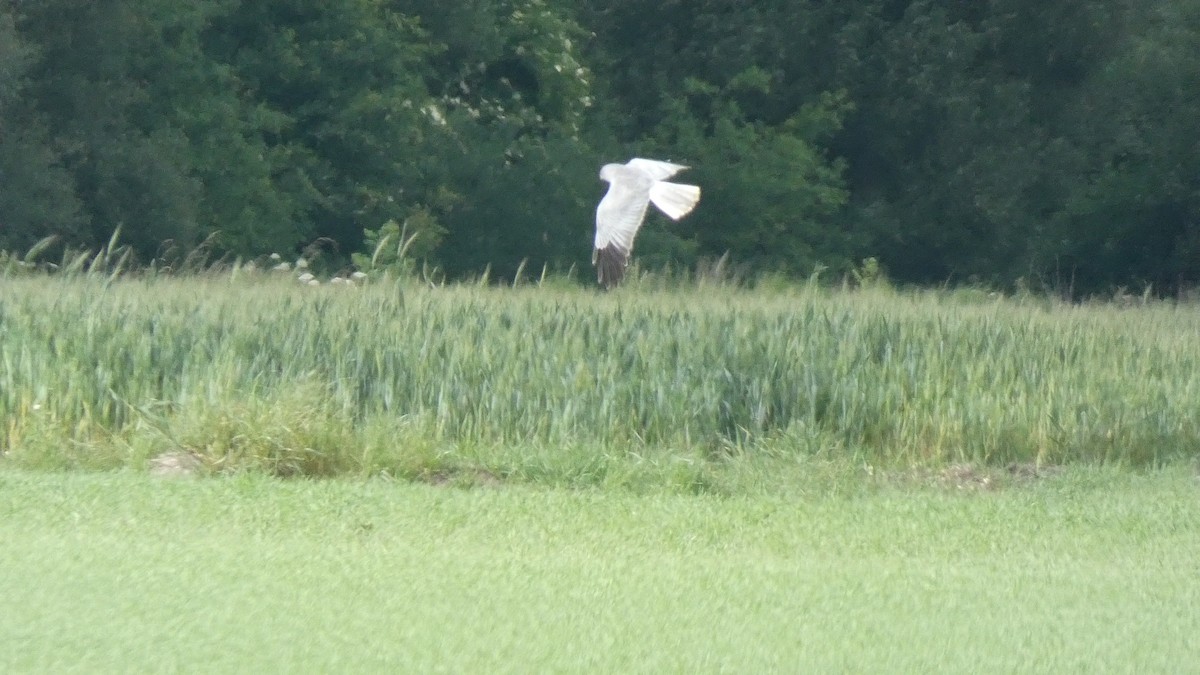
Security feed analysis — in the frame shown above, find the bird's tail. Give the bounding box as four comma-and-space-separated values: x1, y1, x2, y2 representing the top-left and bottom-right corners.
648, 181, 701, 220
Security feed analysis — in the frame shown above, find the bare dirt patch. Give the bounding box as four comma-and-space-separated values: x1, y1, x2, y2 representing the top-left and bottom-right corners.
421, 468, 504, 489
148, 451, 203, 478
897, 462, 1063, 491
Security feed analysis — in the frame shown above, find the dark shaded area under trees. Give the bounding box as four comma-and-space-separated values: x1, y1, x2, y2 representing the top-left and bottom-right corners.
1, 0, 1197, 295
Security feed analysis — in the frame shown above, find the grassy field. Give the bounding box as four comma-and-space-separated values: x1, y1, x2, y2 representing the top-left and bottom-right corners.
4, 271, 1200, 671
2, 272, 1199, 484
2, 467, 1198, 672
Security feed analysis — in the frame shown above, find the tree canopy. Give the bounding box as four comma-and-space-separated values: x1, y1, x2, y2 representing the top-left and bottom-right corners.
1, 0, 1197, 294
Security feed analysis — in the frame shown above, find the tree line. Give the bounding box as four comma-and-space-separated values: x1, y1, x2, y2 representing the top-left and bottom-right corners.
1, 1, 1197, 294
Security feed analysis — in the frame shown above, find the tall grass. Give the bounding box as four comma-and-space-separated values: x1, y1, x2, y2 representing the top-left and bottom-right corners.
2, 269, 1198, 482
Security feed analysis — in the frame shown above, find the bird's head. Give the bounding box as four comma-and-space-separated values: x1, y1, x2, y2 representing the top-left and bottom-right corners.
598, 163, 622, 183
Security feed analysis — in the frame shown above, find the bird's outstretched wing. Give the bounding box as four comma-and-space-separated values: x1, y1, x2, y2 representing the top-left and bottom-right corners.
626, 158, 689, 181
593, 176, 651, 288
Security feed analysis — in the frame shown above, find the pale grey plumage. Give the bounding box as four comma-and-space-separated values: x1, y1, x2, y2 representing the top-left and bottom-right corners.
593, 158, 700, 288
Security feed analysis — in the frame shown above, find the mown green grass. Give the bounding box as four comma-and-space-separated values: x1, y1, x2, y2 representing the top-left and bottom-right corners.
2, 273, 1198, 482
1, 467, 1198, 672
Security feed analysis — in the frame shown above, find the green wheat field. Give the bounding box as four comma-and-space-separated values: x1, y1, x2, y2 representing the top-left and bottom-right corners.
3, 269, 1200, 671
4, 272, 1199, 479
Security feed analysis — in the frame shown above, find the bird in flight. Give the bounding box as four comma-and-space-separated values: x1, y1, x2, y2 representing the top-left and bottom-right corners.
593, 158, 700, 289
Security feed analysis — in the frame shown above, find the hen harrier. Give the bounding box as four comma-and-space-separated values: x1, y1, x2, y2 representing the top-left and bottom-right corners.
593, 158, 700, 288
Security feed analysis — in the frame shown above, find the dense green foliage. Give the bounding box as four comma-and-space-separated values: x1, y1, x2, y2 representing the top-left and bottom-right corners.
3, 273, 1198, 478
1, 1, 1198, 293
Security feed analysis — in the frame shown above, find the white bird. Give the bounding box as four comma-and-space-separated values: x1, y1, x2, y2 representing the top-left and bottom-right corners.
593, 158, 700, 289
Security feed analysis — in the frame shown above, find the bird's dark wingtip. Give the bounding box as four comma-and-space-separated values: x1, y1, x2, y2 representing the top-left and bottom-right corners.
593, 246, 628, 290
